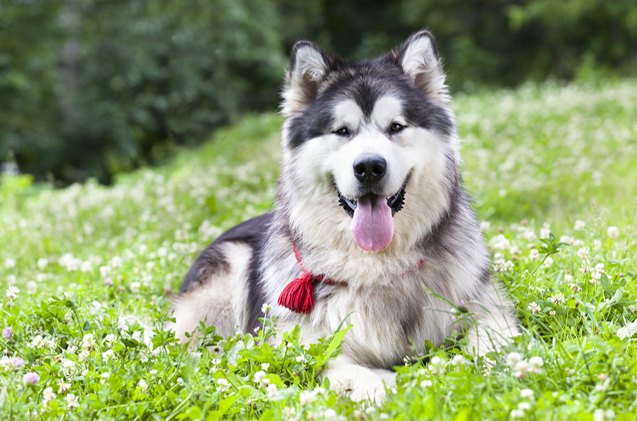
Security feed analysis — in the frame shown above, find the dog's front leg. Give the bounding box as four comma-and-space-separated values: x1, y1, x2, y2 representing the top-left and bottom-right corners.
322, 355, 396, 403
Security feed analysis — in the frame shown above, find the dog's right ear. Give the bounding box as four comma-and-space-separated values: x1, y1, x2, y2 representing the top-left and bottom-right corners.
282, 41, 330, 117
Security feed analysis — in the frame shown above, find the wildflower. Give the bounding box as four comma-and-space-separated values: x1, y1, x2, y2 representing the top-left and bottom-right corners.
527, 302, 541, 314
420, 379, 433, 388
104, 334, 116, 344
216, 378, 230, 393
253, 370, 267, 385
543, 256, 553, 267
100, 372, 110, 384
102, 349, 114, 362
66, 393, 79, 409
37, 258, 49, 269
574, 220, 586, 231
451, 355, 467, 366
549, 293, 565, 305
512, 360, 530, 378
5, 286, 19, 300
577, 248, 589, 260
137, 379, 148, 392
11, 357, 24, 369
529, 249, 539, 260
0, 357, 12, 371
490, 235, 510, 250
82, 333, 96, 350
261, 303, 272, 314
261, 363, 270, 371
479, 221, 490, 232
42, 387, 56, 406
593, 239, 602, 250
23, 372, 40, 385
323, 408, 338, 419
300, 390, 316, 405
2, 327, 13, 339
295, 355, 307, 363
594, 408, 616, 421
528, 356, 544, 373
506, 352, 523, 368
429, 356, 446, 375
266, 383, 278, 399
607, 226, 619, 239
510, 409, 525, 418
57, 381, 71, 393
4, 258, 16, 269
520, 388, 534, 399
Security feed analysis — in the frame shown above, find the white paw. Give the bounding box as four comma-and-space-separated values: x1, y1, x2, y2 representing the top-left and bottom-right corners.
324, 361, 396, 403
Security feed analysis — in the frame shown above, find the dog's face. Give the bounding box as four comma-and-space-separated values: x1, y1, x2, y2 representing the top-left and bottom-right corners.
280, 31, 459, 253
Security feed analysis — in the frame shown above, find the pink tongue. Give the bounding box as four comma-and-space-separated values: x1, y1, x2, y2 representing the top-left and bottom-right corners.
351, 195, 394, 252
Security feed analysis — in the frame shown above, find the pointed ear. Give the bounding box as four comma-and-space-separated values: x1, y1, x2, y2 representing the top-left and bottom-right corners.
282, 41, 330, 116
391, 30, 449, 103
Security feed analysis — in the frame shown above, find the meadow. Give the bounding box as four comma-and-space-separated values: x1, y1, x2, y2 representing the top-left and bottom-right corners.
1, 80, 636, 419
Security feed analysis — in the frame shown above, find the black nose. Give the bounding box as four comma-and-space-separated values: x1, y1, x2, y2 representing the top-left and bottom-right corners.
353, 154, 387, 185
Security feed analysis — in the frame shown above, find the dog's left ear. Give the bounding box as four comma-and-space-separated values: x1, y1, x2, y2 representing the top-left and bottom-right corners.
391, 30, 449, 103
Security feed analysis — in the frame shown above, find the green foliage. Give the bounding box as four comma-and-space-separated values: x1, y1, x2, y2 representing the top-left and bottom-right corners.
1, 81, 636, 418
1, 0, 637, 184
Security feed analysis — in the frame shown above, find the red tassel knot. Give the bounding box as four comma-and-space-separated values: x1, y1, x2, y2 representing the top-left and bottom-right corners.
277, 245, 326, 314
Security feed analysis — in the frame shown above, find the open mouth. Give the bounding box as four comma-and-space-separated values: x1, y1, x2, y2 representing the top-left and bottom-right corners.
335, 175, 410, 252
338, 188, 405, 217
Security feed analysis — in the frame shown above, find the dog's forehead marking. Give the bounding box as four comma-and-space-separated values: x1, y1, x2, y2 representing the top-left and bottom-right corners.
332, 99, 364, 128
372, 96, 404, 127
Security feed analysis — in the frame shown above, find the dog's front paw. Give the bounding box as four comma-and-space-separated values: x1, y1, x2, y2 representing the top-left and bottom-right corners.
323, 357, 396, 403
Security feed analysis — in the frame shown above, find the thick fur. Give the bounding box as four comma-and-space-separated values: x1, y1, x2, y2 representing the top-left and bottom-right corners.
173, 30, 518, 402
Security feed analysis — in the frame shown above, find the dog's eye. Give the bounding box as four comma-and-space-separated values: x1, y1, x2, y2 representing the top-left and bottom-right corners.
389, 122, 406, 134
332, 127, 350, 137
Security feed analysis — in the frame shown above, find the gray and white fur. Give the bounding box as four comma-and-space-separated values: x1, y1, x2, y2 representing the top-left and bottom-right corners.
173, 30, 518, 402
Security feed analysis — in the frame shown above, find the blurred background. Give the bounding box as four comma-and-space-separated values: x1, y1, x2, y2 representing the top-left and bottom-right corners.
1, 0, 636, 185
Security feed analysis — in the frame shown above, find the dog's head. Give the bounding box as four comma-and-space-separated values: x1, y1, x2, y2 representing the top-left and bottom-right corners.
280, 30, 460, 253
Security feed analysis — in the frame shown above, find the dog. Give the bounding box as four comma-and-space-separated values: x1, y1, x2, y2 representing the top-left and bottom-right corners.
173, 29, 518, 402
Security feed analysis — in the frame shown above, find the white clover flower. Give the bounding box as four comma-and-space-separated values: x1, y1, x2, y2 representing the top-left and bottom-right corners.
100, 372, 110, 384
82, 334, 96, 350
261, 363, 270, 371
593, 239, 602, 250
513, 360, 530, 378
489, 235, 511, 250
594, 408, 616, 421
420, 379, 433, 388
522, 229, 536, 242
540, 225, 551, 239
0, 356, 12, 371
479, 221, 490, 232
57, 381, 71, 393
607, 226, 619, 239
216, 378, 230, 393
266, 383, 278, 399
510, 409, 525, 418
43, 387, 56, 406
26, 281, 37, 295
520, 388, 534, 399
104, 334, 116, 344
137, 379, 148, 392
528, 356, 544, 373
529, 249, 539, 260
429, 356, 446, 375
506, 352, 523, 368
261, 303, 272, 314
574, 220, 586, 231
295, 355, 307, 363
451, 355, 467, 366
577, 247, 589, 260
595, 263, 605, 274
66, 393, 79, 409
253, 370, 267, 386
549, 293, 565, 305
299, 390, 316, 405
527, 302, 541, 314
4, 258, 16, 269
564, 274, 573, 283
37, 258, 49, 269
559, 235, 574, 245
518, 402, 532, 411
5, 286, 19, 300
323, 408, 338, 420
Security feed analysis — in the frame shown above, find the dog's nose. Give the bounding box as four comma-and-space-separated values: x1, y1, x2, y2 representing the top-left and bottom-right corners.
353, 154, 387, 185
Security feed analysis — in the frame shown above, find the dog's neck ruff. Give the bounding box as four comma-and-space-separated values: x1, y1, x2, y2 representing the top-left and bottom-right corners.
277, 244, 426, 314
277, 245, 342, 314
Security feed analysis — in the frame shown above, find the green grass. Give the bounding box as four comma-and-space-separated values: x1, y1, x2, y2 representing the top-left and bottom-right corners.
1, 80, 636, 419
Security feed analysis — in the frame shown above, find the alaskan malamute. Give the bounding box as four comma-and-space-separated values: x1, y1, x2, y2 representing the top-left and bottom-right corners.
173, 30, 518, 401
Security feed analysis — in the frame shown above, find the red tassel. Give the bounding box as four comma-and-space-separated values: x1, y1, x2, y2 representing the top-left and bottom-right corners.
278, 272, 315, 314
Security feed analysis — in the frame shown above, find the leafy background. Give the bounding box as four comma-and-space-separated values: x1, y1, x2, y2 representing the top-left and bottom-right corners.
1, 0, 636, 184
